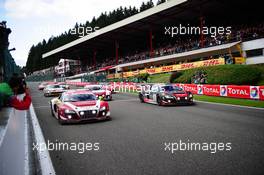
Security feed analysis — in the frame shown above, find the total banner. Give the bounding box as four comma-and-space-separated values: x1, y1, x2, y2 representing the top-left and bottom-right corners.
176, 84, 264, 100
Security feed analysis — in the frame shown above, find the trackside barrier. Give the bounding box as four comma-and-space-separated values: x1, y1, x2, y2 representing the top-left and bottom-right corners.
174, 84, 264, 101
65, 81, 264, 101
0, 105, 56, 175
29, 104, 56, 175
0, 109, 29, 175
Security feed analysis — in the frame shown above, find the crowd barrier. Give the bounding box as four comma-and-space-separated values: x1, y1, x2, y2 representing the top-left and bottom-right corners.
65, 81, 264, 101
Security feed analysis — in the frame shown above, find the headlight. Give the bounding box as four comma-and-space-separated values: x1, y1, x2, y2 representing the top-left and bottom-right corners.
80, 111, 85, 116
100, 106, 106, 111
189, 94, 193, 98
65, 109, 76, 114
165, 95, 174, 99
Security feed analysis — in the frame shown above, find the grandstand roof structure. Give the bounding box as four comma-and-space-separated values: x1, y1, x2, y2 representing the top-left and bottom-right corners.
42, 0, 262, 65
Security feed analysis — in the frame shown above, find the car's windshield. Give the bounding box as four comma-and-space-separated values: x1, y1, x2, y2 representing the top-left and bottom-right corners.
162, 86, 183, 92
47, 85, 61, 88
87, 86, 102, 90
63, 94, 96, 102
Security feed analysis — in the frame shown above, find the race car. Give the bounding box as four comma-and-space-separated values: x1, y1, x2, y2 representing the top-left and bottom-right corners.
58, 83, 70, 89
50, 89, 111, 124
138, 84, 194, 106
99, 82, 116, 94
84, 84, 112, 101
38, 82, 49, 90
43, 84, 67, 97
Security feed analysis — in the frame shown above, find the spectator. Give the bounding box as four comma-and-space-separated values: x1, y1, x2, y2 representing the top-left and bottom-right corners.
0, 75, 31, 111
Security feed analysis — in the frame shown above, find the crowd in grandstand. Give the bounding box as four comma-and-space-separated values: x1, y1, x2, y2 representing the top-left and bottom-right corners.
96, 24, 264, 69
28, 23, 264, 79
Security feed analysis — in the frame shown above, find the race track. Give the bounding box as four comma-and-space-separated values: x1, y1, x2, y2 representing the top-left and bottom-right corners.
29, 82, 264, 175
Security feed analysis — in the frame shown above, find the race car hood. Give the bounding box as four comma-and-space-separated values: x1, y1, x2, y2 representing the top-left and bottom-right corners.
69, 101, 97, 107
92, 90, 108, 95
63, 100, 100, 111
166, 91, 188, 97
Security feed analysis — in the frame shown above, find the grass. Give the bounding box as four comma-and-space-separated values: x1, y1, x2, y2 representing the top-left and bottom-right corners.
149, 73, 171, 83
194, 95, 264, 108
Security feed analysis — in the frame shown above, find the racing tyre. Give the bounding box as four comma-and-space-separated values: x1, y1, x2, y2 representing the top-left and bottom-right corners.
50, 103, 54, 117
139, 93, 144, 103
58, 115, 65, 125
157, 96, 162, 106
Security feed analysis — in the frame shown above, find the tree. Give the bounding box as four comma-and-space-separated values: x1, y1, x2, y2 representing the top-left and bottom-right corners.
157, 0, 166, 5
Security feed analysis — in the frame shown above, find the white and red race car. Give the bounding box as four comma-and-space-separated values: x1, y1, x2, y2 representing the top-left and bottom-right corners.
50, 89, 111, 124
43, 84, 67, 97
84, 84, 112, 101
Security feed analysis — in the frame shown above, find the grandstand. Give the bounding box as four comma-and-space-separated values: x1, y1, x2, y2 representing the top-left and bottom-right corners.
38, 0, 263, 82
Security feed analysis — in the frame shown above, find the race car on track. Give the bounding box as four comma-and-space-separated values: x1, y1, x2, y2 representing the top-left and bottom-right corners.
84, 84, 112, 101
139, 84, 194, 106
57, 83, 70, 89
99, 82, 116, 94
43, 84, 67, 97
50, 90, 111, 124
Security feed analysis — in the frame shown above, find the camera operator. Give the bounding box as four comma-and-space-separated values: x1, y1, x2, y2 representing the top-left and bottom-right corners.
0, 75, 31, 110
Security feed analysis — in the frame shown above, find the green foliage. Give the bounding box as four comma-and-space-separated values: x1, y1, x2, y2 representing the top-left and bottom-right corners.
157, 0, 166, 5
149, 73, 171, 83
172, 65, 263, 85
169, 71, 182, 83
136, 73, 149, 82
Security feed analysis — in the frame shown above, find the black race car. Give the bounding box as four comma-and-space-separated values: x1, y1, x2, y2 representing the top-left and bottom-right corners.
139, 84, 194, 106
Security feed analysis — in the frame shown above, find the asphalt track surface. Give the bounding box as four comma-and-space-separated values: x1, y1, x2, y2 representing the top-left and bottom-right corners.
29, 82, 264, 175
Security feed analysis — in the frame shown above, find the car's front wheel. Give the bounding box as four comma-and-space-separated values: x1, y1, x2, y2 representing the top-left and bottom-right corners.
157, 96, 163, 106
139, 93, 144, 103
50, 103, 54, 117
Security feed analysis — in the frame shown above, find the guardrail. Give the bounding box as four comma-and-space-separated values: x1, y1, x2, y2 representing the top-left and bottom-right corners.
0, 105, 55, 175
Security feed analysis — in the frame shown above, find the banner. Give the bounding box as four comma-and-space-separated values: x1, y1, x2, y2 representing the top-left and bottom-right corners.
173, 83, 263, 100
108, 58, 225, 78
259, 86, 264, 100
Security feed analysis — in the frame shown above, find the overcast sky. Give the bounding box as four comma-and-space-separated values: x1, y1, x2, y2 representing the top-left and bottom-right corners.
1, 0, 159, 66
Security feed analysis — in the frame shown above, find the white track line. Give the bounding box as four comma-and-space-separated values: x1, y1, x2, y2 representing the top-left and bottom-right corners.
29, 104, 56, 175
